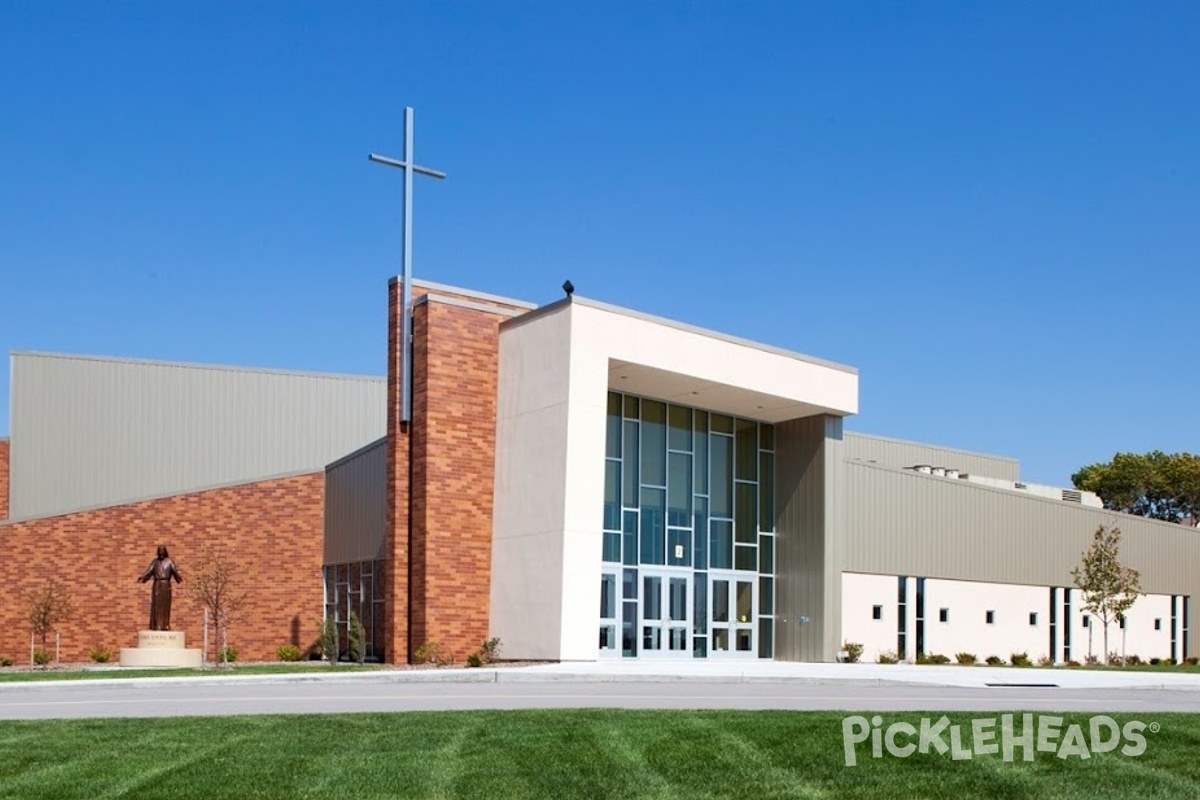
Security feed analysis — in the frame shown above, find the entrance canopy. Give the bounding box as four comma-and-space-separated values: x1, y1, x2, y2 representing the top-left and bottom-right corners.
490, 296, 859, 661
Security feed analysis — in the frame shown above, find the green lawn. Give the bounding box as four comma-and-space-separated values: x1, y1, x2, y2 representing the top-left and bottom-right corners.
0, 663, 382, 683
2, 710, 1199, 799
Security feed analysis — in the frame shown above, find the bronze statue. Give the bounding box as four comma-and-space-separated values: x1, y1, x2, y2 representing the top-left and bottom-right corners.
138, 545, 182, 631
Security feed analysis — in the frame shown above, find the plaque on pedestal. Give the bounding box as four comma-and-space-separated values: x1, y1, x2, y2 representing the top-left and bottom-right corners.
119, 630, 203, 668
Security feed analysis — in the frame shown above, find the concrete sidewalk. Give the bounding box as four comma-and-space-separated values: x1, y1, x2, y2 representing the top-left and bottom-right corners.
4, 659, 1200, 692
513, 660, 1200, 690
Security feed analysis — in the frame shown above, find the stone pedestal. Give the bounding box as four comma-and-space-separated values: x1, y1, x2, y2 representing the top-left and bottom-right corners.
119, 630, 203, 668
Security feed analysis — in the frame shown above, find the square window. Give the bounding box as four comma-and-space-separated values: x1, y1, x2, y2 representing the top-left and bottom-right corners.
1029, 612, 1038, 626
1082, 615, 1090, 628
872, 605, 883, 621
939, 608, 949, 623
1119, 616, 1126, 630
1155, 618, 1162, 631
986, 610, 995, 625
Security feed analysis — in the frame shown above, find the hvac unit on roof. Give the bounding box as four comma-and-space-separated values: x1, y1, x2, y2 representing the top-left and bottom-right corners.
945, 469, 960, 479
915, 465, 933, 474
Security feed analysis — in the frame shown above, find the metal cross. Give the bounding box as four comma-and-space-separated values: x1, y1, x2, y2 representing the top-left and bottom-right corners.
369, 106, 447, 424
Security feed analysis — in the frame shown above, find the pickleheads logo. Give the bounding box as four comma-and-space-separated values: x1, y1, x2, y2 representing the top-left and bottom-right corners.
841, 714, 1154, 766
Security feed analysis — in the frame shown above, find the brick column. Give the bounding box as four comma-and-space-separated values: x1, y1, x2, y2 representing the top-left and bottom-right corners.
0, 438, 8, 521
384, 279, 411, 664
386, 280, 530, 664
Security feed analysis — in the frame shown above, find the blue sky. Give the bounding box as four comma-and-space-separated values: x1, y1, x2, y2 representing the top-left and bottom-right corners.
1, 2, 1196, 486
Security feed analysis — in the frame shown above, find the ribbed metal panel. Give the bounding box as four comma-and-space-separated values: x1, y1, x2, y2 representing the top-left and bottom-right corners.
775, 415, 844, 662
845, 462, 1200, 600
324, 437, 387, 565
845, 432, 1019, 482
9, 352, 386, 519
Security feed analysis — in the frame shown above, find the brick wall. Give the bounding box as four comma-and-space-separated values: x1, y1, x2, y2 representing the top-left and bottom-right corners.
387, 279, 529, 663
0, 472, 324, 664
0, 438, 8, 521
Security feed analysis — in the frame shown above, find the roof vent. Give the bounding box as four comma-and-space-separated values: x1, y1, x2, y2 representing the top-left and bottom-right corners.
914, 465, 933, 474
1062, 489, 1082, 504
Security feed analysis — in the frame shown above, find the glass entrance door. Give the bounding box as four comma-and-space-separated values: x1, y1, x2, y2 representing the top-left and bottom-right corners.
639, 570, 691, 657
599, 571, 620, 658
709, 573, 756, 657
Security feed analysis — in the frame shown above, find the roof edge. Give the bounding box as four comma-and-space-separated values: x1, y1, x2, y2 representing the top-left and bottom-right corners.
572, 295, 859, 375
0, 468, 324, 526
845, 430, 1020, 467
390, 276, 538, 310
324, 436, 388, 471
10, 351, 385, 382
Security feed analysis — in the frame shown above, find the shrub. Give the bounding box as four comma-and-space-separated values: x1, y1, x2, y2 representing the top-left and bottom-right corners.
89, 646, 113, 664
1010, 652, 1031, 667
1037, 655, 1054, 667
1186, 656, 1199, 666
1107, 651, 1122, 666
1084, 653, 1101, 666
1149, 657, 1161, 666
276, 644, 301, 662
1067, 660, 1081, 667
415, 641, 447, 666
347, 612, 367, 664
317, 618, 338, 664
985, 655, 1004, 666
481, 637, 502, 663
466, 652, 484, 668
218, 646, 238, 664
33, 648, 51, 667
842, 642, 864, 663
876, 650, 899, 664
0, 657, 12, 667
1125, 654, 1142, 666
955, 652, 977, 665
917, 653, 950, 664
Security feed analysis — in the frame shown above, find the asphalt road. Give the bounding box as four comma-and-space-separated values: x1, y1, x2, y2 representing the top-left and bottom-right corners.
2, 680, 1199, 720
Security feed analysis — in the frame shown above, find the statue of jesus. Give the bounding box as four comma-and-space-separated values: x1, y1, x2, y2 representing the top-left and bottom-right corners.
138, 545, 183, 631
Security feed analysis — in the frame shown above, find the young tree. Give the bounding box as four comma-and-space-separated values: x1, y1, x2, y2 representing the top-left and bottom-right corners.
1071, 525, 1142, 665
26, 580, 74, 663
186, 546, 250, 666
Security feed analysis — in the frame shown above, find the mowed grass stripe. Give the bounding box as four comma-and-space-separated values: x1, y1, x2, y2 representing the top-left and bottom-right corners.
3, 710, 1200, 799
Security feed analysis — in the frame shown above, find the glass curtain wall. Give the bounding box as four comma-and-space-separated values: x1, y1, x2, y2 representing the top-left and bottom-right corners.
601, 391, 775, 659
323, 560, 386, 662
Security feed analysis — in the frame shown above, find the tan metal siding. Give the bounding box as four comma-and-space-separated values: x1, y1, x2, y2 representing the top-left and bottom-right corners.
9, 353, 386, 519
324, 438, 387, 565
844, 461, 1200, 598
845, 432, 1019, 482
775, 415, 844, 662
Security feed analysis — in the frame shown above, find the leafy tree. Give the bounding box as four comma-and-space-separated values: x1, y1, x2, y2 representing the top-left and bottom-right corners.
1072, 451, 1200, 526
26, 580, 74, 657
1071, 525, 1142, 664
186, 546, 250, 666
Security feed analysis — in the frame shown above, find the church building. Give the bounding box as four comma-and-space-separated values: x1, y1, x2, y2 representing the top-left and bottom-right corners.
0, 277, 1194, 667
